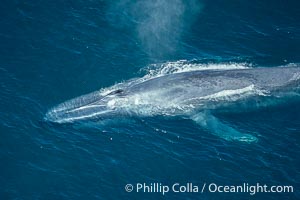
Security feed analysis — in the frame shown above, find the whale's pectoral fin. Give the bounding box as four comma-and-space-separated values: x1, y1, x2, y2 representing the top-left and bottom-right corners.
191, 112, 257, 143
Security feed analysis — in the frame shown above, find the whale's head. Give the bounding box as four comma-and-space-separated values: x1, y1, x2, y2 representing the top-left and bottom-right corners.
45, 89, 125, 123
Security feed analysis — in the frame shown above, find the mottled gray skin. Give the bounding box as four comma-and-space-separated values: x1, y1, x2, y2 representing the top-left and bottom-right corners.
45, 66, 300, 124
128, 66, 300, 97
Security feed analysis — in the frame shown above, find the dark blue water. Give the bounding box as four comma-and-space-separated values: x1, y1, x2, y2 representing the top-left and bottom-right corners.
1, 0, 300, 199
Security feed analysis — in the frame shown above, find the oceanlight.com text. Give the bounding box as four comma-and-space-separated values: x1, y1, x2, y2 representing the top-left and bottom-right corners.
124, 182, 293, 195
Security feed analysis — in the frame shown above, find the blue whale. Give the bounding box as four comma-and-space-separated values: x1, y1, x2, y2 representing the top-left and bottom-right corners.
45, 65, 300, 142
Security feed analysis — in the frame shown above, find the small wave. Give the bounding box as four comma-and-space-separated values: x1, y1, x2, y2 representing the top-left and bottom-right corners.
143, 60, 252, 78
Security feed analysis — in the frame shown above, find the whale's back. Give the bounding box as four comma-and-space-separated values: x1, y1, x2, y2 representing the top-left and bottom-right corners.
127, 66, 300, 98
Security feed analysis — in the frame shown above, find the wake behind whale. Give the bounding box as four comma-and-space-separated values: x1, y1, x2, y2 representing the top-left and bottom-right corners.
45, 62, 300, 143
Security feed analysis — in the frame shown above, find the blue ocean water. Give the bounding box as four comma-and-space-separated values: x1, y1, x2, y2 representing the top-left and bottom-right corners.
1, 0, 300, 199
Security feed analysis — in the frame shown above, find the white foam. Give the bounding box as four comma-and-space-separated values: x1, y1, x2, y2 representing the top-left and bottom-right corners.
183, 84, 269, 104
290, 72, 300, 81
143, 60, 251, 78
202, 85, 255, 99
